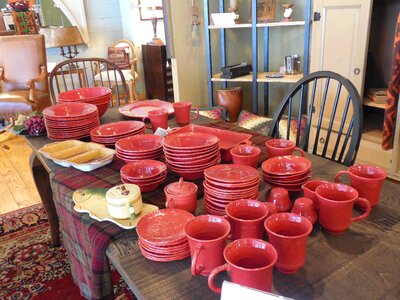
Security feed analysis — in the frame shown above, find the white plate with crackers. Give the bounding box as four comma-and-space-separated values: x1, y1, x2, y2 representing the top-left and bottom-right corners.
39, 140, 116, 171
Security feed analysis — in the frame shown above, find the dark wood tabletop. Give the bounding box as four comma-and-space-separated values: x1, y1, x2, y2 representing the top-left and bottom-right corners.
25, 108, 400, 299
106, 140, 400, 300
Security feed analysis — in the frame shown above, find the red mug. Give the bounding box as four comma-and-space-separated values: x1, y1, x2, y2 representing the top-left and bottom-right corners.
184, 215, 231, 276
147, 109, 169, 132
265, 138, 305, 158
264, 212, 312, 274
173, 101, 199, 127
315, 183, 371, 234
335, 164, 387, 208
225, 199, 269, 240
230, 145, 261, 169
208, 238, 277, 293
164, 178, 198, 213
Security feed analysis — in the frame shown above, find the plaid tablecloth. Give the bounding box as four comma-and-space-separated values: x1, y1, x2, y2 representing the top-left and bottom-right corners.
50, 121, 270, 299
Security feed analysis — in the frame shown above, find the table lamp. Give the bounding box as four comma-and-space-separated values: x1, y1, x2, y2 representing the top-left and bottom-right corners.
40, 26, 85, 59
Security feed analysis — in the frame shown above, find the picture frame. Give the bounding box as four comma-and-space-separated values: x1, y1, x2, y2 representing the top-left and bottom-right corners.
248, 0, 276, 23
139, 0, 163, 20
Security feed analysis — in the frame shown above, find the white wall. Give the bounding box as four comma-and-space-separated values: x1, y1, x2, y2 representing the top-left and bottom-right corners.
45, 0, 123, 66
119, 0, 166, 99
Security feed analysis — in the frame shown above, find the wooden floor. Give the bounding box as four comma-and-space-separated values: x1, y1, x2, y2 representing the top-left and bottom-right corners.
0, 132, 41, 214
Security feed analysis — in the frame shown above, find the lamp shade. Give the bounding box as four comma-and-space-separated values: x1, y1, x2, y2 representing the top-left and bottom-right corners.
40, 26, 85, 48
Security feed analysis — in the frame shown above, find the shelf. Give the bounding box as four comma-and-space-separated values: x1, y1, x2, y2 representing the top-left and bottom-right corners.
208, 21, 305, 30
363, 97, 386, 109
211, 72, 303, 83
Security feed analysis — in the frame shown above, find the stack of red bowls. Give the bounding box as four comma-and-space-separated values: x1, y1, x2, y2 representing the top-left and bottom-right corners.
262, 155, 312, 192
43, 103, 100, 140
163, 132, 221, 181
136, 209, 194, 262
203, 164, 260, 215
90, 120, 145, 146
57, 87, 112, 117
120, 159, 167, 192
115, 134, 163, 162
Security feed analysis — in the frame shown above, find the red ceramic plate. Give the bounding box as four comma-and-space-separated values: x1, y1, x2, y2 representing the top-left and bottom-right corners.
136, 209, 194, 245
163, 132, 219, 150
43, 103, 98, 119
119, 100, 174, 118
90, 121, 145, 138
261, 155, 312, 176
115, 134, 163, 153
204, 164, 260, 184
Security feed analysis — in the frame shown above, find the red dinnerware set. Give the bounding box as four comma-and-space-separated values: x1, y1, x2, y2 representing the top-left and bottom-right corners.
57, 87, 112, 117
120, 159, 167, 193
203, 164, 260, 215
163, 132, 221, 180
115, 134, 163, 162
90, 120, 145, 146
43, 102, 100, 140
136, 209, 194, 262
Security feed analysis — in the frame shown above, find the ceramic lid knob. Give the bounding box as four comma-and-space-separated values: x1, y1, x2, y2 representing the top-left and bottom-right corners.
165, 177, 197, 196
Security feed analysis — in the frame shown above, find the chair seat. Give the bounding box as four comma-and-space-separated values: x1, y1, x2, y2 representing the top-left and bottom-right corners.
94, 69, 138, 83
0, 90, 51, 116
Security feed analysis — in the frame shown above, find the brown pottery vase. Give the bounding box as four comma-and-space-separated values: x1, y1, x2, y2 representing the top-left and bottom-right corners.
216, 87, 243, 122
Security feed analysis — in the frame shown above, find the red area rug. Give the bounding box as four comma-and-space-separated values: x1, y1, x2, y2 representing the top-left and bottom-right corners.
0, 204, 135, 299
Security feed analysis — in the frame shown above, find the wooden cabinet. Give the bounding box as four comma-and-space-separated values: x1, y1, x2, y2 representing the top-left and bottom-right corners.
204, 0, 311, 115
142, 44, 174, 102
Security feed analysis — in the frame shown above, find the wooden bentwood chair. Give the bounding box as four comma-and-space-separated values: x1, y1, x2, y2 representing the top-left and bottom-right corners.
48, 58, 129, 106
268, 71, 363, 166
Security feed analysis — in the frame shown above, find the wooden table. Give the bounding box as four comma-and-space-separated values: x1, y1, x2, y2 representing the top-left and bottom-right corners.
25, 108, 400, 299
106, 148, 400, 299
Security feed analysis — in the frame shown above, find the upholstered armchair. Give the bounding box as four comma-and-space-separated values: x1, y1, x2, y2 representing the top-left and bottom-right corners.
0, 34, 51, 117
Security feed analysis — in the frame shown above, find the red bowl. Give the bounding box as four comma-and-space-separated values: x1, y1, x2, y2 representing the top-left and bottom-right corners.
116, 134, 164, 153
58, 87, 112, 102
120, 160, 167, 180
163, 132, 219, 150
261, 155, 312, 176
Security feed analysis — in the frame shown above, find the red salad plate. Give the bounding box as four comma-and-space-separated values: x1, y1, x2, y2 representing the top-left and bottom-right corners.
136, 209, 194, 245
91, 121, 145, 138
204, 164, 260, 184
43, 103, 98, 119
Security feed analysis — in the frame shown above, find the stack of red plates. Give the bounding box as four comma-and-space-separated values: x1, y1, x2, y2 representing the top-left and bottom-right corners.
90, 121, 145, 146
262, 155, 312, 192
57, 87, 111, 117
203, 164, 260, 215
163, 132, 221, 181
43, 103, 100, 140
115, 134, 163, 162
136, 209, 194, 262
120, 159, 167, 192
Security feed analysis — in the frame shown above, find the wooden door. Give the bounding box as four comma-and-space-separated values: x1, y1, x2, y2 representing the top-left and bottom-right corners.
310, 0, 373, 98
308, 0, 373, 156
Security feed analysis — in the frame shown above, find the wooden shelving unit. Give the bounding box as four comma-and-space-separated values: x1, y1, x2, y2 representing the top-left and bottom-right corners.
204, 0, 312, 115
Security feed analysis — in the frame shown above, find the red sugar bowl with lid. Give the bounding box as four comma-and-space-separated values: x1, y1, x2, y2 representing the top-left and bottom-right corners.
164, 177, 198, 213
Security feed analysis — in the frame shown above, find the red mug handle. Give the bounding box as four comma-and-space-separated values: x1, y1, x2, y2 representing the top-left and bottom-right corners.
293, 146, 305, 157
208, 263, 229, 293
165, 197, 174, 208
335, 170, 350, 183
351, 197, 371, 223
191, 244, 205, 276
190, 107, 199, 120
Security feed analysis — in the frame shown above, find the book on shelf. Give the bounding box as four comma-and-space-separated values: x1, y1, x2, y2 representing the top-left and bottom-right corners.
366, 88, 387, 104
220, 62, 252, 79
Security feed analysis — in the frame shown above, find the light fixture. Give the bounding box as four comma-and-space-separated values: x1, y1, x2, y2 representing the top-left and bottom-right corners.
40, 26, 85, 59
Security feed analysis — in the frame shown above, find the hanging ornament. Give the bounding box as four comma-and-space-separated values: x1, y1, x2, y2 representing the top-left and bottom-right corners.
190, 0, 200, 41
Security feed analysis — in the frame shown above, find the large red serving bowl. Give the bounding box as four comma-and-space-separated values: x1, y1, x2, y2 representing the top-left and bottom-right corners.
58, 87, 112, 102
